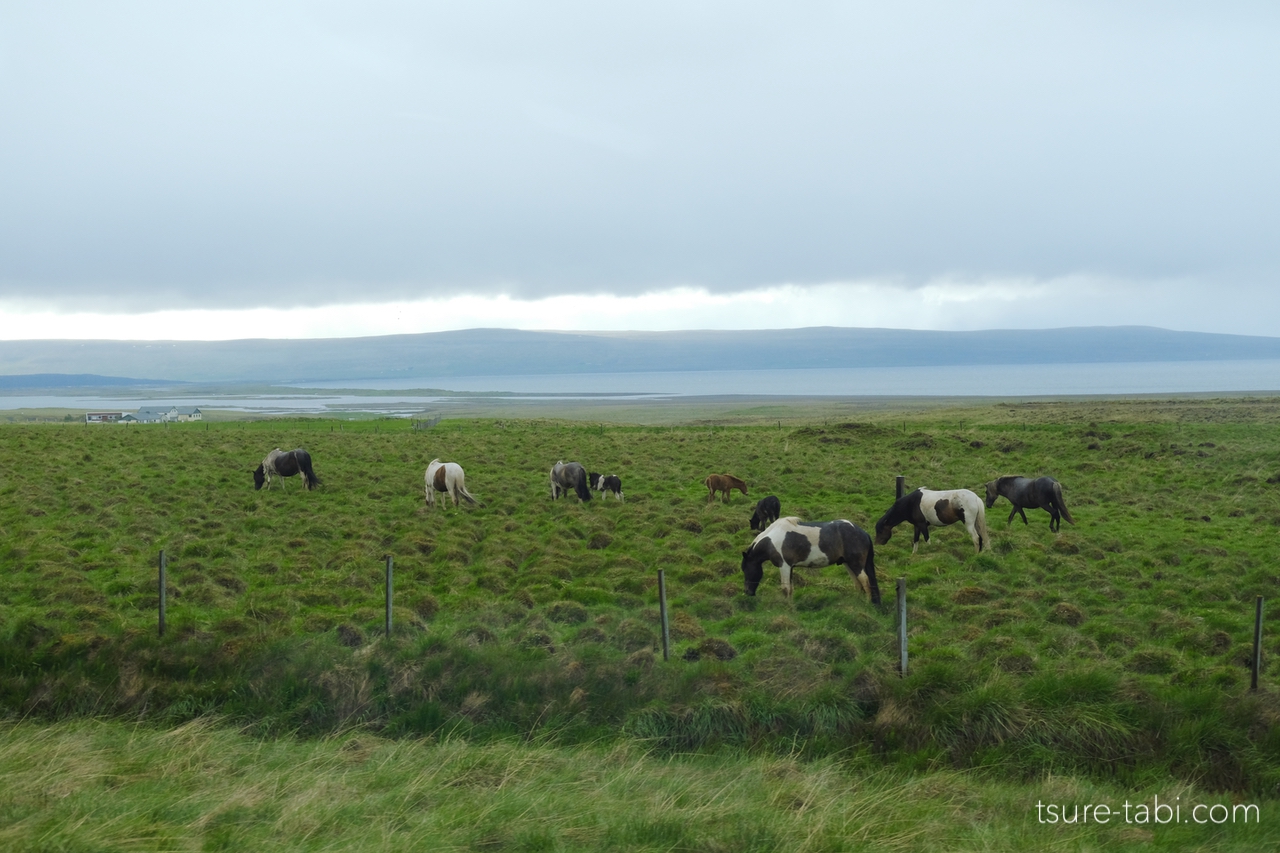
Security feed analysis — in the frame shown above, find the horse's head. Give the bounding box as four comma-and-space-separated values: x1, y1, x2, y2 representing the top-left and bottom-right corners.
574, 467, 593, 501
252, 464, 266, 491
983, 480, 999, 508
873, 513, 893, 546
741, 549, 764, 596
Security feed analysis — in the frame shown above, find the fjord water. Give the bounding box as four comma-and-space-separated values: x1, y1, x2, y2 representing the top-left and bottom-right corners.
4, 360, 1279, 415
298, 359, 1280, 397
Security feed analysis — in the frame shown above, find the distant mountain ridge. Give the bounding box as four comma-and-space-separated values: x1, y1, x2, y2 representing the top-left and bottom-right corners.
2, 326, 1279, 385
0, 373, 181, 389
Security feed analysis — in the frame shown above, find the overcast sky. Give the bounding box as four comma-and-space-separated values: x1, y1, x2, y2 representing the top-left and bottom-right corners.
2, 2, 1278, 340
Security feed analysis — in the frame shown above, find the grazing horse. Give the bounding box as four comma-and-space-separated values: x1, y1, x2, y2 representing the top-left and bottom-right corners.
253, 448, 320, 491
749, 495, 781, 531
425, 459, 481, 508
705, 474, 748, 503
875, 488, 988, 553
550, 461, 593, 501
589, 472, 624, 501
984, 476, 1075, 532
741, 517, 880, 604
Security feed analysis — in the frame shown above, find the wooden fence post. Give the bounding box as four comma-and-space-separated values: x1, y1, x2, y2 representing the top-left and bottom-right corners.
385, 555, 394, 637
1252, 596, 1264, 691
896, 476, 905, 500
158, 550, 167, 637
897, 577, 907, 676
658, 570, 670, 661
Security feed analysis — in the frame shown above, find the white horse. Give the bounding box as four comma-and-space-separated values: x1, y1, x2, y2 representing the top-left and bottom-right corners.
425, 459, 480, 508
874, 488, 989, 553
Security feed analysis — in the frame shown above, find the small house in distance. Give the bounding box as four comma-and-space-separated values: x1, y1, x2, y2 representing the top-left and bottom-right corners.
85, 412, 125, 424
131, 406, 177, 424
118, 405, 204, 424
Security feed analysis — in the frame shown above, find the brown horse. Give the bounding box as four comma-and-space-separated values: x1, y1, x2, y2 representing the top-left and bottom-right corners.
704, 474, 748, 503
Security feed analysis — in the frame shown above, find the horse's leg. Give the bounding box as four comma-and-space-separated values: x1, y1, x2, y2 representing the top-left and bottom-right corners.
911, 526, 921, 554
779, 562, 793, 598
1049, 506, 1060, 532
1017, 507, 1028, 525
1007, 506, 1018, 525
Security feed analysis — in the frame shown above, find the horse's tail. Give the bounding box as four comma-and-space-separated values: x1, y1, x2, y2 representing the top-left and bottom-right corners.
976, 505, 989, 551
299, 452, 320, 490
863, 539, 882, 605
455, 475, 481, 506
1053, 481, 1075, 525
575, 467, 593, 501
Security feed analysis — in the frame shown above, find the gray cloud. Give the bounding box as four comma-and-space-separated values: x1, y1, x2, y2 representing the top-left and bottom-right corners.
1, 2, 1278, 311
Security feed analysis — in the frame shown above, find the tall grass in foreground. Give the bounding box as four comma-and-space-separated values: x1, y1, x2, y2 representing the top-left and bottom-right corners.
2, 718, 1276, 852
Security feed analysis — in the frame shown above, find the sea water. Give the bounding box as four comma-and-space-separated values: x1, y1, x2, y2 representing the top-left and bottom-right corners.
4, 360, 1279, 416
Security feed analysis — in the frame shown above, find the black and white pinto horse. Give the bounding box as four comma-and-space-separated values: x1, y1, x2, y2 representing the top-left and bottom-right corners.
425, 459, 481, 508
589, 472, 624, 501
742, 517, 880, 604
984, 476, 1075, 532
550, 461, 593, 501
253, 448, 320, 491
749, 495, 781, 531
875, 488, 988, 553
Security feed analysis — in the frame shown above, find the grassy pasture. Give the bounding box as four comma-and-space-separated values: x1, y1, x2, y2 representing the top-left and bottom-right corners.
2, 398, 1280, 804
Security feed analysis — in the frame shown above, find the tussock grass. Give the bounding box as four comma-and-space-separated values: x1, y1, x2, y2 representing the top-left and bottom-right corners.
2, 400, 1280, 793
2, 718, 1277, 851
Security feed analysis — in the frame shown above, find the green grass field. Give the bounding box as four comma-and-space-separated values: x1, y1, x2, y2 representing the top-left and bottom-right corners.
2, 398, 1279, 849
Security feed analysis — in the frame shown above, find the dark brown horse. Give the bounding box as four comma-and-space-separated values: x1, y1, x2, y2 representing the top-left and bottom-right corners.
984, 476, 1075, 532
749, 495, 781, 531
705, 474, 748, 503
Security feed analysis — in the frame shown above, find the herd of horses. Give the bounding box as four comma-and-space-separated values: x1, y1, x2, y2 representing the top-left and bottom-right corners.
252, 447, 1073, 606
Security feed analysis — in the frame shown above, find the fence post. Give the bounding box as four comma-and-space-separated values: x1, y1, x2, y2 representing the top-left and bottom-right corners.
895, 475, 905, 500
385, 555, 394, 637
658, 569, 670, 661
897, 577, 907, 676
1252, 596, 1264, 691
158, 550, 167, 637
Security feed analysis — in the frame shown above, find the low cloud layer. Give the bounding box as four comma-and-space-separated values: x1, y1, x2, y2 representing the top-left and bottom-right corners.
2, 276, 1277, 341
2, 3, 1278, 331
